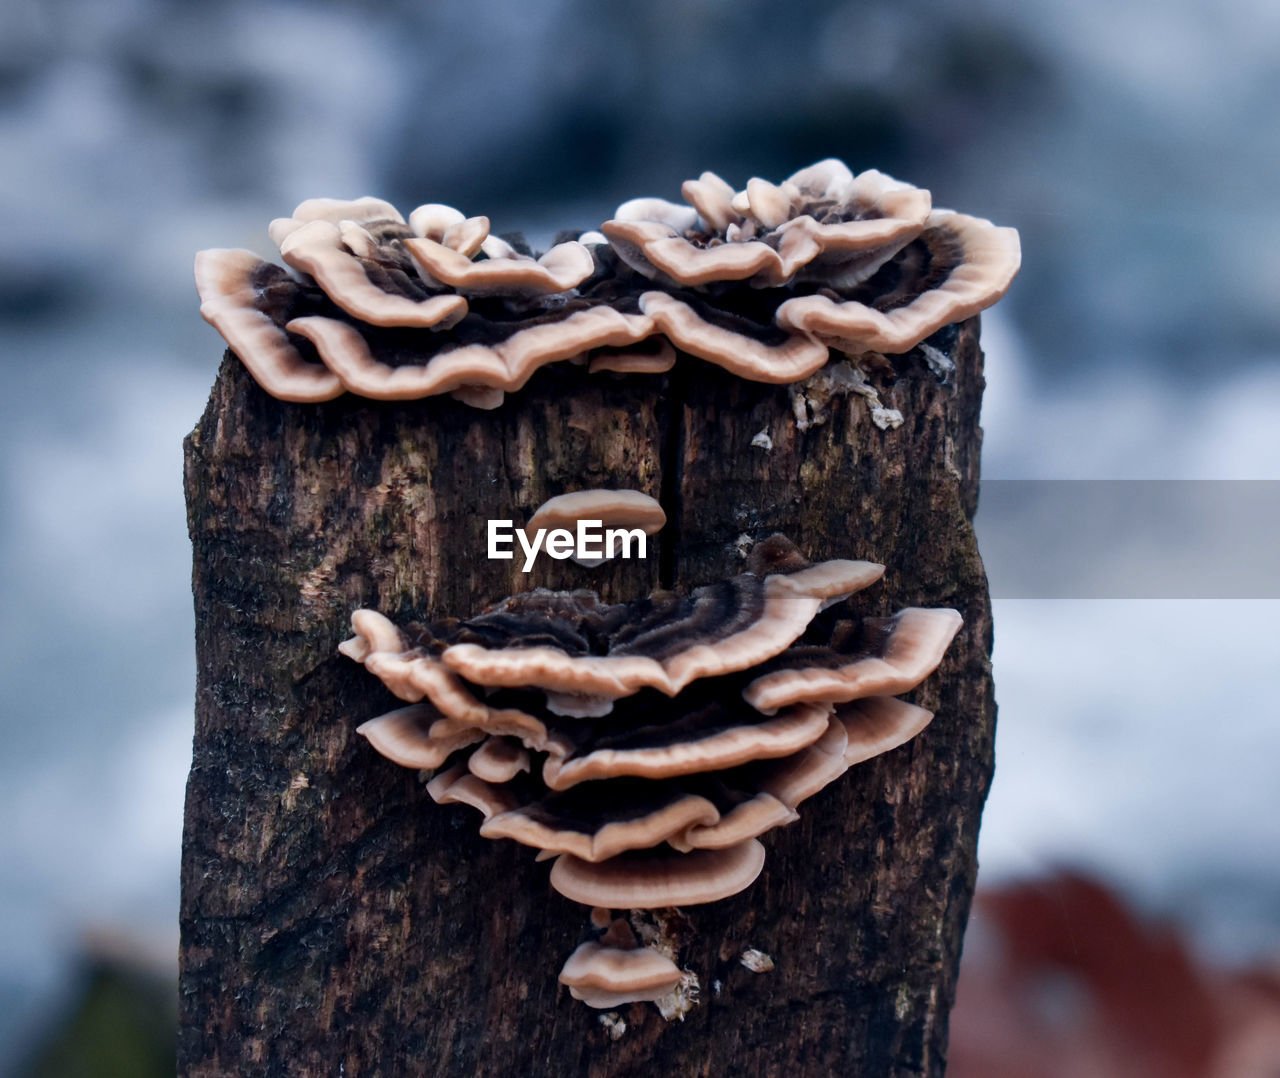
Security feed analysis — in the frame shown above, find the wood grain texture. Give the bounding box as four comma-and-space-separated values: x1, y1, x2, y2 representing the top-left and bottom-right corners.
180, 320, 994, 1077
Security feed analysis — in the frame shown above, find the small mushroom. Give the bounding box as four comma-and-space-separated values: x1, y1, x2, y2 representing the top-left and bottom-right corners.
424, 763, 521, 820
524, 489, 666, 567
681, 170, 741, 233
558, 940, 683, 1009
467, 736, 532, 783
407, 203, 489, 257
526, 489, 666, 539
337, 607, 407, 663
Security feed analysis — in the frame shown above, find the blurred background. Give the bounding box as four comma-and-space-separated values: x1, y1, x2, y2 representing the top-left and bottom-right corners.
1, 0, 1276, 1073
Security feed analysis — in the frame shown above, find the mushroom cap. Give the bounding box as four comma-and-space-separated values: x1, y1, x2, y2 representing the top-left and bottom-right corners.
193, 249, 345, 403
267, 195, 405, 248
601, 218, 782, 287
277, 220, 468, 329
558, 941, 683, 1008
480, 778, 722, 862
744, 607, 963, 713
613, 196, 702, 234
403, 236, 595, 296
681, 170, 740, 233
340, 610, 553, 744
525, 489, 666, 538
638, 291, 830, 384
285, 305, 655, 401
785, 158, 855, 198
731, 176, 802, 231
357, 703, 485, 770
407, 202, 464, 239
540, 701, 832, 790
669, 791, 799, 853
837, 695, 935, 766
407, 204, 490, 259
775, 211, 1022, 354
549, 839, 766, 908
587, 338, 677, 375
339, 608, 408, 662
736, 711, 852, 810
467, 736, 532, 783
425, 763, 521, 820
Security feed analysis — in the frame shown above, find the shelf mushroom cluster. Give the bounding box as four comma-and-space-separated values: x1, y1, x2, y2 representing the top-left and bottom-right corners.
339, 536, 963, 1007
196, 160, 1020, 406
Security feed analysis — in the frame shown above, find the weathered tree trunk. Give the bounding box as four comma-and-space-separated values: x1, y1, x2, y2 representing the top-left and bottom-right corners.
180, 320, 994, 1077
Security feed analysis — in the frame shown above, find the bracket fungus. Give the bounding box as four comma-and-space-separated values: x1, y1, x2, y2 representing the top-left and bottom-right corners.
195, 160, 1019, 407
341, 536, 963, 1010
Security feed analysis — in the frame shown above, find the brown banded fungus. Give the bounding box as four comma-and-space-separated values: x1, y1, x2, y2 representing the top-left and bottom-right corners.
195, 162, 1018, 406
341, 537, 964, 1010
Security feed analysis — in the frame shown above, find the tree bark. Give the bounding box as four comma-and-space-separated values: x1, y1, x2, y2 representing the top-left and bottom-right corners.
180, 320, 995, 1077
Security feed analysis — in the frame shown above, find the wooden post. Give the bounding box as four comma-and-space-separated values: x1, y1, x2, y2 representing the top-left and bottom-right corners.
180, 319, 994, 1076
